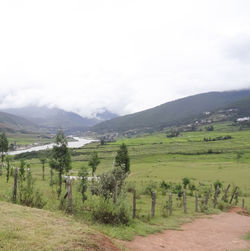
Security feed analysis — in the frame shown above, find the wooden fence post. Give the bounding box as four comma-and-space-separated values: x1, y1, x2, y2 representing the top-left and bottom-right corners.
66, 178, 73, 213
205, 190, 211, 206
213, 186, 220, 208
183, 189, 187, 214
195, 193, 199, 212
133, 190, 136, 219
169, 192, 173, 216
230, 187, 238, 204
13, 167, 18, 202
222, 184, 231, 202
151, 192, 156, 217
242, 198, 245, 209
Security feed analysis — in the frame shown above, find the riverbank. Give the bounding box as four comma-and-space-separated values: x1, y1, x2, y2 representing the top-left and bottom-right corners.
9, 137, 96, 155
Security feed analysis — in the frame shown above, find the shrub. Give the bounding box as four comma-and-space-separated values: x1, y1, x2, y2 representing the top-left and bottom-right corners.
166, 130, 180, 138
97, 166, 127, 199
160, 181, 170, 196
173, 184, 183, 198
217, 201, 231, 211
144, 181, 158, 195
18, 168, 46, 209
206, 125, 214, 131
160, 181, 170, 190
182, 177, 190, 189
161, 200, 170, 218
92, 197, 130, 225
213, 180, 223, 190
188, 183, 196, 196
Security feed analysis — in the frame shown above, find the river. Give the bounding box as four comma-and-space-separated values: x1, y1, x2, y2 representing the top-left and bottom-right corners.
9, 137, 95, 155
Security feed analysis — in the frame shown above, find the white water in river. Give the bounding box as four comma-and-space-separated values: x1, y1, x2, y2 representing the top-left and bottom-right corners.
9, 137, 95, 155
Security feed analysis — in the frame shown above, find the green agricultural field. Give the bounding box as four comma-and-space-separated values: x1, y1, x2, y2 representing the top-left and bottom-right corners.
7, 133, 53, 146
0, 122, 250, 241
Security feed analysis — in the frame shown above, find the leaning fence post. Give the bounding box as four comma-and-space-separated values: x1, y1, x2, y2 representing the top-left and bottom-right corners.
66, 178, 73, 213
183, 189, 187, 214
242, 198, 245, 209
13, 167, 18, 203
230, 187, 238, 204
205, 189, 211, 206
195, 193, 199, 212
213, 186, 220, 208
151, 191, 156, 217
133, 190, 136, 219
222, 184, 231, 202
169, 192, 173, 216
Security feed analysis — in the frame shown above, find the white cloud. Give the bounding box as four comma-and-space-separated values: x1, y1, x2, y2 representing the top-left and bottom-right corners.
0, 0, 250, 117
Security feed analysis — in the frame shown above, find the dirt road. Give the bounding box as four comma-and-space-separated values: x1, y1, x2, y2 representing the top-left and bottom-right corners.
124, 210, 250, 251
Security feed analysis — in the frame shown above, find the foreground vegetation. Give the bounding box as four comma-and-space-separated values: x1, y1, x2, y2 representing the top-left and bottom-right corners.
0, 121, 250, 242
0, 201, 118, 251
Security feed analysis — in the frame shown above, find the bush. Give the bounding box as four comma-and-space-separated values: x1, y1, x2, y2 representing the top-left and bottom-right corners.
199, 199, 209, 213
206, 125, 214, 131
173, 184, 183, 198
161, 200, 170, 218
144, 181, 158, 195
217, 201, 231, 211
166, 130, 180, 138
92, 197, 130, 225
160, 181, 170, 190
214, 180, 223, 190
182, 177, 190, 189
96, 166, 127, 199
18, 167, 46, 209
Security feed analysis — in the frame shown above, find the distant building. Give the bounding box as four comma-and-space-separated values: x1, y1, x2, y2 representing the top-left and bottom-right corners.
237, 117, 250, 122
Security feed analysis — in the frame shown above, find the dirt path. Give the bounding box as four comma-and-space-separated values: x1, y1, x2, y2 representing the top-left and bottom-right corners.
124, 210, 250, 251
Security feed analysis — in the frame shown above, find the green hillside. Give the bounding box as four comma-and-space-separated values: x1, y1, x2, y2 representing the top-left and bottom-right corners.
91, 90, 250, 133
229, 96, 250, 116
0, 111, 38, 133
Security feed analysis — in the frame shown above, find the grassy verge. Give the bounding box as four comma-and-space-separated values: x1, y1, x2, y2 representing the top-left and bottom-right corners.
0, 201, 119, 251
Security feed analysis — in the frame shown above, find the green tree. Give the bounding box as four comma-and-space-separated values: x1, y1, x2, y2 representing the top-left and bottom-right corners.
88, 152, 100, 176
40, 157, 46, 180
0, 132, 8, 176
115, 143, 130, 173
49, 131, 72, 198
78, 165, 88, 204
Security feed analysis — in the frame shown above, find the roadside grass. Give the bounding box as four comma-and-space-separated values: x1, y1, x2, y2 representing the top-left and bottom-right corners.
0, 201, 111, 251
243, 232, 250, 240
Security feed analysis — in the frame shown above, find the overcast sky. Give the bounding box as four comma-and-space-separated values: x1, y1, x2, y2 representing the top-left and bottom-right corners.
0, 0, 250, 117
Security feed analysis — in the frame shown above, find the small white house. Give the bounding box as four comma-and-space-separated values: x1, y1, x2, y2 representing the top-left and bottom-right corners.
237, 117, 250, 122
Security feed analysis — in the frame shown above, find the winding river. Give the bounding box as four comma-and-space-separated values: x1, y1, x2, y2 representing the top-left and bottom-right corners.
9, 137, 95, 155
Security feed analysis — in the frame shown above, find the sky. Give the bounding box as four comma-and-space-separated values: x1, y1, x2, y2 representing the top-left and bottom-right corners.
0, 0, 250, 117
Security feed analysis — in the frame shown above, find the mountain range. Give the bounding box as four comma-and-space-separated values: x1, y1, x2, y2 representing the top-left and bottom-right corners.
0, 106, 118, 133
91, 89, 250, 134
1, 89, 250, 134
